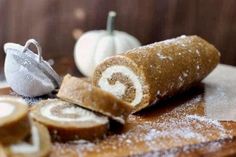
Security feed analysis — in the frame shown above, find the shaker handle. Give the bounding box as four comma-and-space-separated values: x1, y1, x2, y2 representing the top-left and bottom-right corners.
22, 39, 42, 63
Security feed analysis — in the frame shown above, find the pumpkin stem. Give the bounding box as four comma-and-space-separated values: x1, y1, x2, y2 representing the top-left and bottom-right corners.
106, 11, 116, 35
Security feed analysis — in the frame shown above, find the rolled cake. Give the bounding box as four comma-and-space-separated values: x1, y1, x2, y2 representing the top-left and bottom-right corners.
57, 74, 132, 124
5, 122, 52, 157
31, 99, 109, 141
0, 96, 30, 145
93, 35, 220, 112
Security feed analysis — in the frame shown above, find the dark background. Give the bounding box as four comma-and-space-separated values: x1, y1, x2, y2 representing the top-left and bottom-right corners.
0, 0, 235, 75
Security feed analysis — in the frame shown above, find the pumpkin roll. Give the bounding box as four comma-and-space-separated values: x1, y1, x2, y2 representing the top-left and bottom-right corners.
0, 96, 30, 145
31, 99, 109, 141
93, 35, 220, 112
57, 74, 132, 124
5, 121, 52, 157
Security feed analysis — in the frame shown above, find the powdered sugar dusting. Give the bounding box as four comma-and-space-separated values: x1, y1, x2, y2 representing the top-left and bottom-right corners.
9, 90, 57, 105
61, 96, 232, 157
187, 115, 224, 130
156, 53, 173, 60
134, 139, 227, 157
126, 35, 189, 53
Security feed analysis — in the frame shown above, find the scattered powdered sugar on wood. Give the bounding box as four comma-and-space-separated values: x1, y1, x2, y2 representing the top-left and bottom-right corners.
133, 139, 228, 157
64, 96, 232, 156
9, 91, 56, 105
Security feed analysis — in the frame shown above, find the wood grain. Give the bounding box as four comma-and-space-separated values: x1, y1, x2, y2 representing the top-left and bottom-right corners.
0, 64, 236, 157
0, 0, 236, 75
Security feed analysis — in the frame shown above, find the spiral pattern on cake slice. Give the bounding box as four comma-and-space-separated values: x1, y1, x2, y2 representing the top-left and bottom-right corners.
98, 65, 144, 106
57, 75, 132, 124
93, 35, 220, 112
30, 99, 109, 141
5, 121, 52, 157
0, 96, 30, 145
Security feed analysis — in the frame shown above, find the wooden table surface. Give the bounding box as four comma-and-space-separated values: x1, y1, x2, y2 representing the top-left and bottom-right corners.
0, 64, 236, 157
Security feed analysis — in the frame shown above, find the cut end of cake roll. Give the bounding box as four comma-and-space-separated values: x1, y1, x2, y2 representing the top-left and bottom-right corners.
93, 35, 220, 113
92, 55, 151, 112
0, 96, 30, 145
31, 99, 109, 142
57, 74, 133, 124
5, 121, 52, 157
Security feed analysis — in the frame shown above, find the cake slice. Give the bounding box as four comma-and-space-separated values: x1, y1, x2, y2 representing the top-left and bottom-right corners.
5, 122, 52, 157
31, 99, 109, 141
57, 74, 132, 124
0, 96, 30, 145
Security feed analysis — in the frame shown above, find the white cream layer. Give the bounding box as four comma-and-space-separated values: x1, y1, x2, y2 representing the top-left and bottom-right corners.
40, 103, 107, 123
98, 65, 143, 106
0, 102, 15, 118
10, 126, 40, 154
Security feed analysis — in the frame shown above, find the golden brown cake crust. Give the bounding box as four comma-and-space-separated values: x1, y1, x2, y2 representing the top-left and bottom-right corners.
31, 99, 109, 142
0, 96, 30, 145
93, 35, 220, 112
57, 75, 133, 124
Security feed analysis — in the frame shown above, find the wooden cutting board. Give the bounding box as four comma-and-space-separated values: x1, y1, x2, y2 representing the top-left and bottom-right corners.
1, 64, 236, 157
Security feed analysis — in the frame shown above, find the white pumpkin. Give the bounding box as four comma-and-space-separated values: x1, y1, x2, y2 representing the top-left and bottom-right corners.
74, 11, 141, 77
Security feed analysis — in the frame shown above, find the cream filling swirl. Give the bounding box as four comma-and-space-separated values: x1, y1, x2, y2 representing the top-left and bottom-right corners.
40, 103, 106, 123
98, 65, 143, 106
10, 126, 40, 154
0, 102, 15, 118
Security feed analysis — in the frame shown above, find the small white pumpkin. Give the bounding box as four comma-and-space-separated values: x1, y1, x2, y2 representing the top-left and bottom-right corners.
74, 11, 141, 77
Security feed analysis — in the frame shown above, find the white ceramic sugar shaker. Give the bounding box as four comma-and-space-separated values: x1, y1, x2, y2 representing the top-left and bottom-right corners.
4, 39, 61, 97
